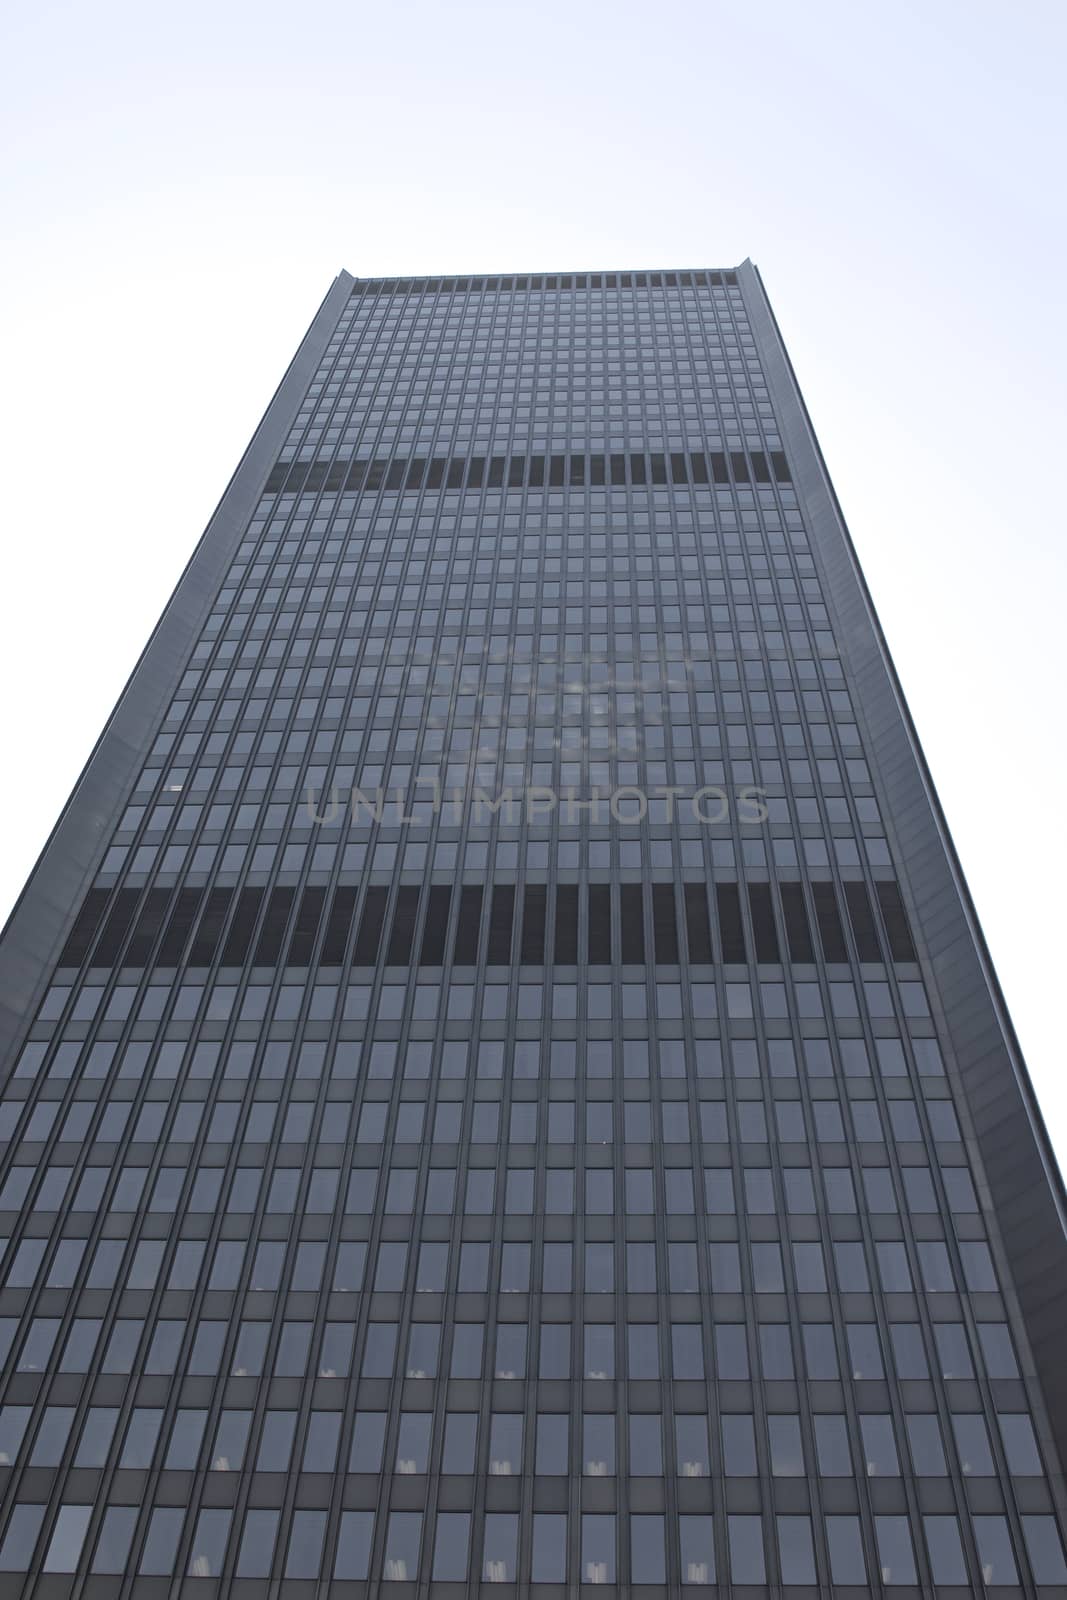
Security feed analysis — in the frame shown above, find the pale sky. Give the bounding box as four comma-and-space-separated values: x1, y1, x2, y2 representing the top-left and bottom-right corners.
1, 1, 1065, 1156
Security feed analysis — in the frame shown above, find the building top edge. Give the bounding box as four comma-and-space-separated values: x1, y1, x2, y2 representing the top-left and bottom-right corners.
340, 264, 749, 293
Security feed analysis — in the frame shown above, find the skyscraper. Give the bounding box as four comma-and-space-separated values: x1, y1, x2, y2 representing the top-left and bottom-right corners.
1, 260, 1065, 1593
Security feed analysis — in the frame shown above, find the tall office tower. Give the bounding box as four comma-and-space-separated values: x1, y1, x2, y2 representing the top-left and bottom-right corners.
1, 263, 1066, 1597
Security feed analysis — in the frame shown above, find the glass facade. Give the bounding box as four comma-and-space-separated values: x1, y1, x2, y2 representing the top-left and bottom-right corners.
1, 262, 1066, 1595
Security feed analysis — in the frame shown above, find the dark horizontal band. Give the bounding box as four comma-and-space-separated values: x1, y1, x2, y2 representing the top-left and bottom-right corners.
57, 875, 915, 974
264, 446, 791, 499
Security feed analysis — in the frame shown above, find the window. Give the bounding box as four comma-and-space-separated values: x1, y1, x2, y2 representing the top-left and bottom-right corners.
362, 1322, 397, 1376
952, 1414, 994, 1476
532, 1514, 567, 1582
710, 1241, 735, 1292
318, 1321, 353, 1377
91, 1507, 138, 1574
631, 1515, 666, 1583
442, 1412, 476, 1474
302, 1411, 341, 1472
768, 1414, 804, 1475
584, 1324, 614, 1378
874, 1515, 916, 1583
792, 1241, 827, 1289
978, 1323, 1018, 1377
905, 1413, 946, 1475
452, 1323, 484, 1377
232, 1321, 268, 1375
815, 1416, 852, 1476
211, 1410, 251, 1471
678, 1513, 715, 1584
0, 1505, 45, 1571
722, 1414, 757, 1474
628, 1413, 663, 1475
847, 1323, 884, 1378
713, 1323, 744, 1377
581, 1514, 616, 1584
826, 1516, 867, 1584
165, 1408, 207, 1469
1021, 1516, 1067, 1584
489, 1413, 523, 1474
29, 1406, 74, 1466
494, 1323, 526, 1378
236, 1510, 279, 1578
876, 1241, 911, 1291
972, 1515, 1017, 1583
628, 1323, 659, 1378
483, 1513, 518, 1582
139, 1508, 183, 1575
256, 1411, 296, 1471
407, 1323, 440, 1377
860, 1414, 899, 1476
291, 1240, 326, 1289
120, 1408, 162, 1469
582, 1413, 615, 1476
43, 1506, 92, 1573
890, 1323, 928, 1379
432, 1512, 471, 1581
535, 1413, 568, 1475
334, 1512, 375, 1580
383, 1512, 423, 1581
285, 1510, 327, 1578
760, 1323, 794, 1378
681, 1418, 716, 1484
350, 1411, 387, 1473
998, 1412, 1042, 1474
777, 1516, 816, 1583
922, 1516, 966, 1583
388, 1410, 428, 1475
728, 1516, 766, 1583
586, 1241, 614, 1291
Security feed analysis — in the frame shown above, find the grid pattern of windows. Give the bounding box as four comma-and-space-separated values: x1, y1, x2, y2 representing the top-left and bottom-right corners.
1, 266, 1065, 1595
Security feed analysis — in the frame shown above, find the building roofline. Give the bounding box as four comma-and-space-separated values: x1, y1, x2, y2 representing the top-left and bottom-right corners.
339, 265, 747, 292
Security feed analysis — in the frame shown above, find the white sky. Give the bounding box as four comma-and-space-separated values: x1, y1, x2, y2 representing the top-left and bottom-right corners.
1, 0, 1065, 1157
